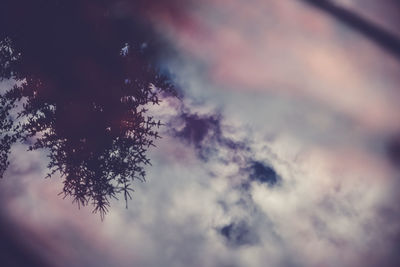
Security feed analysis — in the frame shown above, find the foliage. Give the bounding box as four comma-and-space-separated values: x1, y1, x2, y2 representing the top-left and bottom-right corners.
0, 0, 175, 218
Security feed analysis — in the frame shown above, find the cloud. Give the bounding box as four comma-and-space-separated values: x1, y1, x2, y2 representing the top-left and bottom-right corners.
1, 1, 400, 267
219, 221, 259, 247
172, 111, 222, 148
246, 161, 280, 186
386, 134, 400, 169
157, 0, 400, 134
300, 0, 400, 59
167, 100, 249, 162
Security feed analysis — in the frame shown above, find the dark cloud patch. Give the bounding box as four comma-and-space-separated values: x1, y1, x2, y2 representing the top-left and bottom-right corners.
385, 135, 400, 169
219, 221, 259, 247
170, 108, 249, 162
170, 112, 223, 161
248, 161, 279, 186
369, 206, 400, 267
169, 103, 281, 190
175, 113, 221, 147
240, 161, 280, 190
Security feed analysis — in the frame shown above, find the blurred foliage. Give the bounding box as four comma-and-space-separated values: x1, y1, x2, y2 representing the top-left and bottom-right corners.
0, 0, 176, 218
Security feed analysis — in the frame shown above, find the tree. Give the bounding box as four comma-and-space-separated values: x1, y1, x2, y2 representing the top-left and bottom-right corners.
0, 0, 176, 218
301, 0, 400, 60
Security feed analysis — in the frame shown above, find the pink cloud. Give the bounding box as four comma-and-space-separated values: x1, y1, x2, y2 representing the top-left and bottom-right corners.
155, 0, 400, 133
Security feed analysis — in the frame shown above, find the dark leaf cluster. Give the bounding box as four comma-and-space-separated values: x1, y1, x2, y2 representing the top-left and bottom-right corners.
0, 0, 176, 218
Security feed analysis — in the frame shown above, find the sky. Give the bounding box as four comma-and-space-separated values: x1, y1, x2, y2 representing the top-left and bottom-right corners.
1, 0, 400, 266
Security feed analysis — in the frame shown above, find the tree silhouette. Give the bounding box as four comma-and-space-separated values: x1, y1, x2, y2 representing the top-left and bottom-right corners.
0, 0, 176, 218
